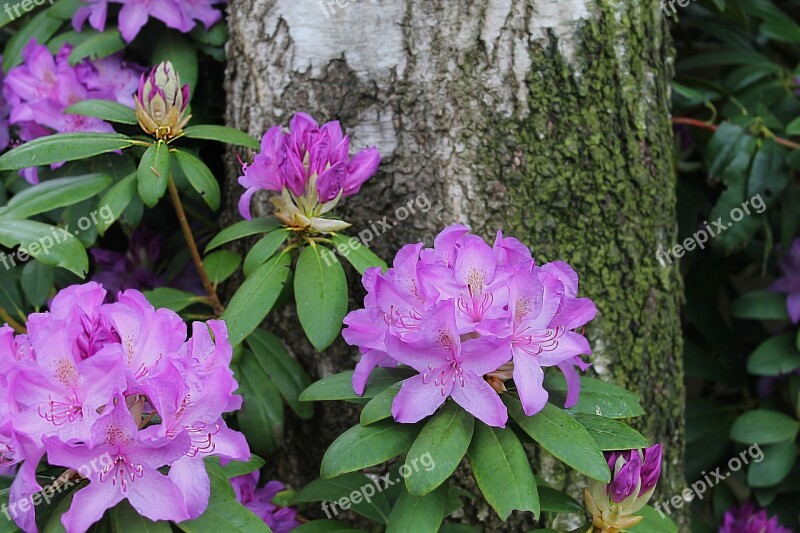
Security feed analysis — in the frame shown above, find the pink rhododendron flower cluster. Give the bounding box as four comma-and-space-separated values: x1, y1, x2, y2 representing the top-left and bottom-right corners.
0, 283, 249, 533
3, 41, 142, 183
238, 112, 380, 232
719, 502, 792, 533
231, 473, 300, 533
342, 225, 596, 427
74, 0, 226, 43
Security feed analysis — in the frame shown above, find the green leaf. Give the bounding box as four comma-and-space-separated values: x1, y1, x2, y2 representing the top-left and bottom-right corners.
0, 174, 112, 220
628, 505, 678, 533
0, 220, 87, 277
222, 252, 292, 346
142, 287, 202, 313
536, 482, 582, 514
152, 33, 197, 94
730, 410, 800, 444
330, 233, 388, 274
0, 133, 133, 171
68, 29, 125, 64
570, 412, 649, 451
205, 218, 282, 253
320, 421, 421, 479
544, 374, 644, 419
177, 459, 270, 533
295, 244, 348, 351
300, 368, 415, 402
787, 117, 800, 136
41, 486, 76, 533
291, 473, 392, 524
21, 261, 53, 309
203, 250, 241, 285
96, 173, 137, 235
243, 229, 291, 277
110, 501, 171, 532
137, 141, 171, 208
360, 382, 402, 426
181, 125, 260, 149
46, 0, 85, 20
245, 329, 313, 420
219, 454, 266, 479
386, 484, 448, 533
467, 422, 539, 520
293, 521, 364, 532
506, 398, 610, 482
234, 352, 284, 456
731, 290, 789, 321
404, 402, 473, 497
172, 149, 221, 211
747, 333, 800, 376
747, 140, 789, 203
747, 440, 796, 488
65, 100, 138, 125
3, 11, 62, 71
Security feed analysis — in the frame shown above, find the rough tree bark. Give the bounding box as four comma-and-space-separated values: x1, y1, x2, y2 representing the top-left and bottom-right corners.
224, 0, 685, 530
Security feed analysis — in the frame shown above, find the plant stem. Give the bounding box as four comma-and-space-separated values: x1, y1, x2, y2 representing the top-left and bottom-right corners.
672, 117, 800, 150
0, 307, 26, 334
167, 175, 225, 316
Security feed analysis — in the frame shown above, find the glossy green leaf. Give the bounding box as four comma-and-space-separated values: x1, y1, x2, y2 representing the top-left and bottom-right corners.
330, 233, 388, 274
300, 368, 415, 402
571, 412, 649, 451
628, 505, 678, 533
68, 29, 124, 64
205, 218, 281, 253
747, 440, 796, 488
467, 422, 539, 520
360, 382, 402, 426
243, 229, 291, 277
110, 501, 171, 532
0, 220, 87, 277
731, 290, 789, 321
385, 484, 448, 533
730, 410, 800, 444
0, 133, 133, 171
21, 261, 53, 310
787, 117, 800, 136
142, 287, 202, 313
747, 333, 800, 376
320, 421, 421, 479
295, 244, 348, 351
181, 125, 260, 149
544, 374, 644, 419
404, 402, 473, 497
234, 353, 284, 456
291, 473, 392, 524
219, 455, 266, 479
65, 100, 138, 125
172, 149, 221, 211
96, 173, 137, 235
0, 174, 112, 220
152, 32, 197, 93
203, 250, 241, 285
506, 398, 610, 482
137, 141, 171, 208
246, 329, 313, 420
536, 481, 582, 514
222, 252, 292, 346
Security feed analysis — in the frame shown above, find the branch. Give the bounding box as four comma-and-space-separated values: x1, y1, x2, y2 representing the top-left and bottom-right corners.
167, 175, 225, 316
672, 117, 800, 150
0, 307, 26, 334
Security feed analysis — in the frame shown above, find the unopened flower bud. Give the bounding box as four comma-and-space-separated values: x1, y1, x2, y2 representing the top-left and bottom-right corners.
135, 61, 191, 140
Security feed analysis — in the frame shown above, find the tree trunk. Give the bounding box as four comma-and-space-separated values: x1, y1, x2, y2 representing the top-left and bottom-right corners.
224, 0, 686, 530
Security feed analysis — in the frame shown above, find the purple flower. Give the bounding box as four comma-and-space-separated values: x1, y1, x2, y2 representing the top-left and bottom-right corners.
342, 225, 596, 426
231, 473, 300, 533
720, 502, 792, 533
0, 283, 249, 532
73, 0, 226, 43
771, 238, 800, 323
584, 444, 662, 531
3, 40, 143, 184
237, 113, 381, 230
